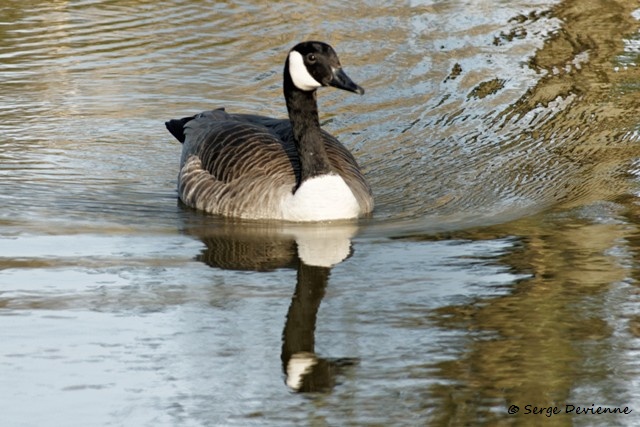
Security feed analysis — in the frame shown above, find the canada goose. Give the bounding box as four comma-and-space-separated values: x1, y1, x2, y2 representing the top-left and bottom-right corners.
165, 41, 374, 221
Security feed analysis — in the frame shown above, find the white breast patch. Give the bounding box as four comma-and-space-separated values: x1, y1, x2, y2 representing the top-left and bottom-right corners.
281, 174, 360, 221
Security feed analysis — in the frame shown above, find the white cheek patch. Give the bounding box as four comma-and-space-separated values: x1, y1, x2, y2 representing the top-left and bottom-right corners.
288, 50, 322, 91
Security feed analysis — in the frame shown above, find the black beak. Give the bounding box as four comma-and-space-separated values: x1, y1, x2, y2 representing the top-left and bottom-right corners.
329, 67, 365, 95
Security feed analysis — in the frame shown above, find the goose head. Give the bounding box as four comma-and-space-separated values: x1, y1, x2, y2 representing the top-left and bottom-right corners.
285, 41, 364, 95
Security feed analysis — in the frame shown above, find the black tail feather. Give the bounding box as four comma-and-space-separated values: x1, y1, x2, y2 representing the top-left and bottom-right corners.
165, 116, 195, 143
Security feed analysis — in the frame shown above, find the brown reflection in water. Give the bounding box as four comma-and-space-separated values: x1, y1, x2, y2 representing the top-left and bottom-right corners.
413, 0, 640, 423
372, 0, 640, 226
615, 194, 640, 346
496, 0, 640, 211
427, 213, 629, 425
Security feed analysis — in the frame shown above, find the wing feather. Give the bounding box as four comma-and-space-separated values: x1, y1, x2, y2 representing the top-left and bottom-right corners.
172, 109, 373, 219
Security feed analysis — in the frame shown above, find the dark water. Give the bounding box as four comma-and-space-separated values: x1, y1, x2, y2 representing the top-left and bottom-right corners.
2, 0, 640, 425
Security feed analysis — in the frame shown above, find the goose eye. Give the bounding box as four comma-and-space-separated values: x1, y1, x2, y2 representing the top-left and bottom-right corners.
306, 53, 317, 63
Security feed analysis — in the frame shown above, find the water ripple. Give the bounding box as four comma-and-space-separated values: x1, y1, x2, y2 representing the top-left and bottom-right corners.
1, 0, 640, 235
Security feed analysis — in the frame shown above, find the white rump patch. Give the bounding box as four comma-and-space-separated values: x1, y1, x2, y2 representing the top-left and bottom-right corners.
281, 174, 360, 221
288, 50, 322, 91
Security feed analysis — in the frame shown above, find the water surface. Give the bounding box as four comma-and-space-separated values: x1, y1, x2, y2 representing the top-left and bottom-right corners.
2, 0, 640, 425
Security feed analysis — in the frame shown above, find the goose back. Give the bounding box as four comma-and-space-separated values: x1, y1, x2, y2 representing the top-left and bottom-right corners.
173, 109, 373, 220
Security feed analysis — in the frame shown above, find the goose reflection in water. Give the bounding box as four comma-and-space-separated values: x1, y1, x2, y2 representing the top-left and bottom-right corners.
182, 218, 359, 392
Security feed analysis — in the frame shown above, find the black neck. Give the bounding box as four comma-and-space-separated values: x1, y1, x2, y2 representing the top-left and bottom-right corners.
284, 68, 332, 185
